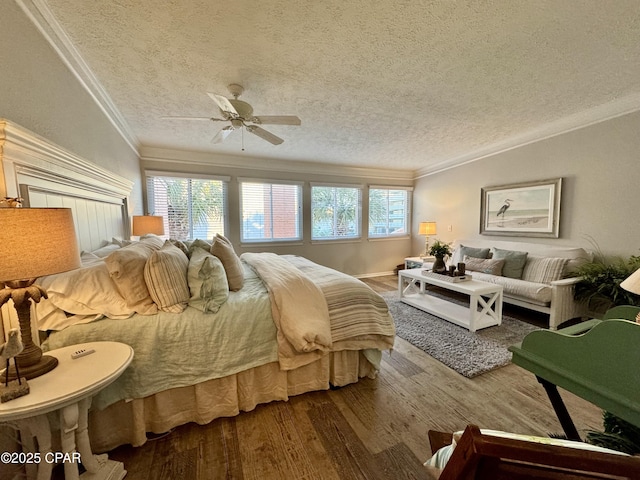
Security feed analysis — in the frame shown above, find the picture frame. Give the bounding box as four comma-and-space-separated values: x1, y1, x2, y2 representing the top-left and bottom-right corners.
480, 178, 562, 238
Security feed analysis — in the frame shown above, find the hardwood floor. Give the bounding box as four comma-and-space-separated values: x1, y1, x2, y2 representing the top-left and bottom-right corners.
99, 275, 602, 479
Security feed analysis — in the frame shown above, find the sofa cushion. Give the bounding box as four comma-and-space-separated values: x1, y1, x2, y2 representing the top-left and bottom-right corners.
463, 256, 505, 275
459, 245, 491, 260
521, 256, 570, 284
491, 247, 528, 279
470, 271, 552, 305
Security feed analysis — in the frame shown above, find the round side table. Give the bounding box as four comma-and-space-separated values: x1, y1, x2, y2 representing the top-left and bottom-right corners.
0, 341, 133, 480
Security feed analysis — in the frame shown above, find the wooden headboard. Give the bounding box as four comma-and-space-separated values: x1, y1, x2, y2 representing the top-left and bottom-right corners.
0, 119, 133, 337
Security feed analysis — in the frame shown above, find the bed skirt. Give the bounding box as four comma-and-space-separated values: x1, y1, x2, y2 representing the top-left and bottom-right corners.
89, 350, 378, 452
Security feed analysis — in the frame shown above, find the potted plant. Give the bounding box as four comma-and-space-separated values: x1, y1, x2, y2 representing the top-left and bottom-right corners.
428, 239, 452, 273
571, 249, 640, 316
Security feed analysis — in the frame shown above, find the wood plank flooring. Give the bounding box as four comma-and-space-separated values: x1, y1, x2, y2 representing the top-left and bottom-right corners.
92, 275, 604, 479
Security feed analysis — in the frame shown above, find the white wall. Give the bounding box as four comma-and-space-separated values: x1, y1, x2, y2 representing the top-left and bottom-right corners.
412, 110, 640, 259
0, 1, 142, 211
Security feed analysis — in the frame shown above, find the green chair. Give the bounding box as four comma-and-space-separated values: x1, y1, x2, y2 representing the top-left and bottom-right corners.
602, 305, 640, 321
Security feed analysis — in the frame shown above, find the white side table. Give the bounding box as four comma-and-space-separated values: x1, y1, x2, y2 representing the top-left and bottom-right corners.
0, 341, 133, 480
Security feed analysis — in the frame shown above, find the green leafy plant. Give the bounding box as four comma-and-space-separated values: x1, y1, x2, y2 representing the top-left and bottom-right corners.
587, 411, 640, 455
428, 239, 452, 258
571, 245, 640, 314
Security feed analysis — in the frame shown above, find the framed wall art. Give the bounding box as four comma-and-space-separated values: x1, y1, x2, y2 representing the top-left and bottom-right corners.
480, 178, 562, 237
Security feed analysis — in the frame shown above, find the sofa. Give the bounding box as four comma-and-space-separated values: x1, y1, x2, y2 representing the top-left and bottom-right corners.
440, 239, 593, 330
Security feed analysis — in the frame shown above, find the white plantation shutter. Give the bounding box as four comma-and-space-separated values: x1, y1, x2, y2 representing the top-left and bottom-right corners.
311, 184, 362, 240
240, 180, 302, 242
368, 187, 411, 237
146, 174, 227, 240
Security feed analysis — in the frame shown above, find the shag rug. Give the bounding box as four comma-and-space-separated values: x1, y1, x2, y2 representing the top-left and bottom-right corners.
381, 290, 539, 378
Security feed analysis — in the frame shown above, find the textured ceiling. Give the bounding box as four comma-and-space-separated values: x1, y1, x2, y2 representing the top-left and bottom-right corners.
29, 0, 640, 174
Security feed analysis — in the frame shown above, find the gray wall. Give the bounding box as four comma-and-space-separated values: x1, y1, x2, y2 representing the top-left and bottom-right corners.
142, 152, 413, 276
0, 1, 143, 211
412, 110, 640, 259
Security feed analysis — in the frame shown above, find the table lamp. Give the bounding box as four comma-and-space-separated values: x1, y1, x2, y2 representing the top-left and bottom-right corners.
620, 268, 640, 323
132, 215, 165, 236
0, 208, 80, 379
418, 221, 437, 257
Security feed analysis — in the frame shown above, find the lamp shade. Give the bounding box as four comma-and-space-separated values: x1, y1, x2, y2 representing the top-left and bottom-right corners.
418, 221, 437, 236
132, 215, 165, 236
621, 267, 640, 296
0, 208, 80, 282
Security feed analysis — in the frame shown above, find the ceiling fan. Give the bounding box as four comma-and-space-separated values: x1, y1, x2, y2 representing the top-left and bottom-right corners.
163, 84, 301, 145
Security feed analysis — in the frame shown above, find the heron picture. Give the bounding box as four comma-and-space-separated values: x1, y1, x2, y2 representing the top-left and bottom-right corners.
480, 178, 562, 237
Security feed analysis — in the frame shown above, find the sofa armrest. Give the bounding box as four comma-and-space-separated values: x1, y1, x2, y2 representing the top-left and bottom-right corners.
550, 276, 582, 286
549, 277, 586, 330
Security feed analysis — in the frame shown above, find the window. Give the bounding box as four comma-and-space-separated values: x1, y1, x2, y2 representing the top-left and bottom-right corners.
240, 180, 302, 242
368, 186, 411, 237
311, 184, 362, 240
146, 173, 227, 240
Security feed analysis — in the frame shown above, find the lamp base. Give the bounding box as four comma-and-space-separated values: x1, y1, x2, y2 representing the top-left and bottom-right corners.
6, 354, 58, 380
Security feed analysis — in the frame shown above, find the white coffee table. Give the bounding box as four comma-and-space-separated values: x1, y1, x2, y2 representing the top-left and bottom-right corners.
398, 268, 503, 332
0, 341, 133, 480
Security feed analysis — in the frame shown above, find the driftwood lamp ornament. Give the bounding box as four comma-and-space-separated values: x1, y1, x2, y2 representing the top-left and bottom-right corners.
0, 208, 80, 401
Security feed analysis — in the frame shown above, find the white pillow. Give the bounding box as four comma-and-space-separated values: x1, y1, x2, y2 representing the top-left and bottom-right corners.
521, 256, 570, 284
37, 260, 135, 321
104, 237, 162, 314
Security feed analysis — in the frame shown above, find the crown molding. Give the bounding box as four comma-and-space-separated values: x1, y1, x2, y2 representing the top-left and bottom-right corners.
140, 146, 416, 182
0, 119, 133, 200
16, 0, 139, 155
415, 93, 640, 178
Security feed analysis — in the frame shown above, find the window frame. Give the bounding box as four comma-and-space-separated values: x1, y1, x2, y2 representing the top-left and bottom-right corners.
367, 185, 413, 239
238, 177, 303, 244
145, 171, 230, 240
310, 182, 363, 242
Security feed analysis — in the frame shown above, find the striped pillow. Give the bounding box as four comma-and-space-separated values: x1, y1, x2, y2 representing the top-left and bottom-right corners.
521, 256, 569, 284
144, 241, 190, 313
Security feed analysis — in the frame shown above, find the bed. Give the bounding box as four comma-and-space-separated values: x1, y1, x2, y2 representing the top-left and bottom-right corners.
37, 237, 394, 452
0, 121, 395, 453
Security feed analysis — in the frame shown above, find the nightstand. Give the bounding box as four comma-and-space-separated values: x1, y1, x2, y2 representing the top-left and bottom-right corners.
0, 341, 133, 480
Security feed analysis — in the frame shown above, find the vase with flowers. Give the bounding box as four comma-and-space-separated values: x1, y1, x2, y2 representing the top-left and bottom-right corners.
428, 239, 452, 274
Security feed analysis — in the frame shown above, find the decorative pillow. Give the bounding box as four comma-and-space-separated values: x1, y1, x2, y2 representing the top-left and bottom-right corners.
211, 234, 244, 291
144, 241, 190, 313
188, 247, 229, 313
463, 255, 505, 276
459, 245, 491, 260
104, 239, 163, 314
491, 247, 528, 279
170, 238, 190, 257
90, 243, 121, 258
36, 260, 134, 321
521, 256, 570, 284
188, 238, 212, 256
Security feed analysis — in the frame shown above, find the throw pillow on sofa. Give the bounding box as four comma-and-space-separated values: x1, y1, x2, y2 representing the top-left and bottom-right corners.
491, 247, 528, 279
521, 256, 570, 284
463, 256, 505, 275
458, 245, 491, 260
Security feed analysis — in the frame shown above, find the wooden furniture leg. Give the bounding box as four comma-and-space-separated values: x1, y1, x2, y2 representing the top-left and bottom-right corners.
537, 375, 581, 441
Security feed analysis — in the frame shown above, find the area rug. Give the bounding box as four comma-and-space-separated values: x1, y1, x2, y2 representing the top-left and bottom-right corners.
381, 290, 539, 378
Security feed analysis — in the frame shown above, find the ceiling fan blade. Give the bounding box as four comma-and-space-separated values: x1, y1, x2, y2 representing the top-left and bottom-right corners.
250, 115, 301, 126
246, 125, 284, 145
207, 93, 238, 118
212, 126, 234, 144
162, 116, 225, 121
